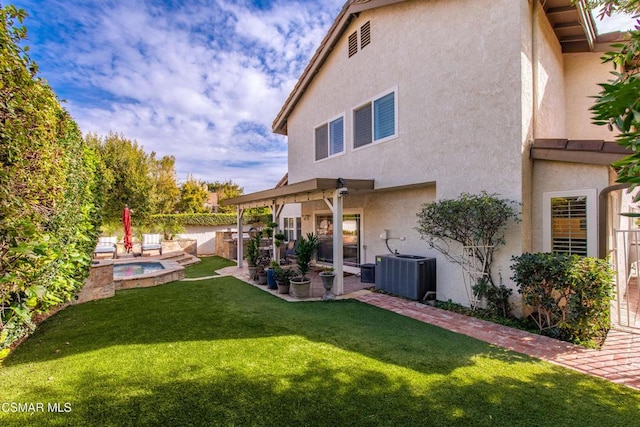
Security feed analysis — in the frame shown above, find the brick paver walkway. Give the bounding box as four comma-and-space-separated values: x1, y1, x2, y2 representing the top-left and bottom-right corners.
353, 291, 640, 391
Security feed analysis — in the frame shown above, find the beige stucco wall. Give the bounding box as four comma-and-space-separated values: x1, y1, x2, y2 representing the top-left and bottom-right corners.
532, 3, 566, 139
288, 0, 524, 200
564, 53, 617, 141
286, 0, 533, 312
531, 161, 610, 254
282, 0, 616, 313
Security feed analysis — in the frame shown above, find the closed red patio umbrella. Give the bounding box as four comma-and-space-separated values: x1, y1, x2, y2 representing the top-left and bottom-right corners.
122, 205, 133, 253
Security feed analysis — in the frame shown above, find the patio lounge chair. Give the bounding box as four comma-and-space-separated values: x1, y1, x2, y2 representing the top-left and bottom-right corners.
94, 236, 117, 259
141, 233, 163, 256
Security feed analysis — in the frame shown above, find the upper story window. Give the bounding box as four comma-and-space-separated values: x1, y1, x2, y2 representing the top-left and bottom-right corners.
353, 89, 397, 149
543, 189, 597, 257
315, 115, 344, 161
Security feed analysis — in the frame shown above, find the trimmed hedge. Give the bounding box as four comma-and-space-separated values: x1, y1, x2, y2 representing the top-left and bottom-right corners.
151, 213, 272, 227
0, 6, 103, 356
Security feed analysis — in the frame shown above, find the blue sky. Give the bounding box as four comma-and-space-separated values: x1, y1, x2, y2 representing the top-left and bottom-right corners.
9, 1, 637, 193
12, 0, 344, 193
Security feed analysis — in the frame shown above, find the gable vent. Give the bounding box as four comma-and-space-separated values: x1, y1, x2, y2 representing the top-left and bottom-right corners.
360, 21, 370, 49
348, 31, 358, 57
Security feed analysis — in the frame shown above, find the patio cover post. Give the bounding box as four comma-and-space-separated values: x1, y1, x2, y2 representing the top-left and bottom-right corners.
271, 203, 284, 264
237, 207, 245, 267
333, 190, 344, 295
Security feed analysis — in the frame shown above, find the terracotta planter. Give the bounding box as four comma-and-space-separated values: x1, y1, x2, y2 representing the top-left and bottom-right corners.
290, 277, 311, 298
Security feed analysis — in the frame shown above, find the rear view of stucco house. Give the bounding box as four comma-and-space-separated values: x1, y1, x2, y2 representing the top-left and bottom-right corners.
227, 0, 634, 317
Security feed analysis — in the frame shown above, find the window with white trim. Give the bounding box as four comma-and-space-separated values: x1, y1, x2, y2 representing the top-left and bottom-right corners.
315, 115, 344, 161
542, 189, 597, 257
353, 89, 397, 149
283, 217, 301, 242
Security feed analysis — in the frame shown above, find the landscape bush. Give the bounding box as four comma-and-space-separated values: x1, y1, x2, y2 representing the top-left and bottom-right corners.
0, 5, 102, 356
511, 252, 614, 347
416, 192, 520, 316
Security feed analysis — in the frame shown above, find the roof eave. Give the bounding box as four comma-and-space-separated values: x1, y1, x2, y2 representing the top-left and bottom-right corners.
272, 0, 409, 135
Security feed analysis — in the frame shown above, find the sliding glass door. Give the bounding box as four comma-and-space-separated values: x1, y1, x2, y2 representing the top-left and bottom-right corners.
315, 214, 361, 267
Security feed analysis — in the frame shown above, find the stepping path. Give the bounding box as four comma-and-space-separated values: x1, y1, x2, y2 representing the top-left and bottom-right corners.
352, 291, 640, 391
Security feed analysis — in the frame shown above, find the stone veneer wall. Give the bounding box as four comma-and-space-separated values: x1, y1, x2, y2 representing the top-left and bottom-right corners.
114, 269, 184, 290
75, 263, 114, 304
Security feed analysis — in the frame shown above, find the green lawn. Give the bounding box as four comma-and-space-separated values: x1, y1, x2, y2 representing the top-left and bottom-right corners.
182, 255, 235, 278
1, 258, 639, 426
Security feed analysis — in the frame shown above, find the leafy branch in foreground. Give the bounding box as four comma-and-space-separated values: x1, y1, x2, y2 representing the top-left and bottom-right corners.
586, 1, 640, 196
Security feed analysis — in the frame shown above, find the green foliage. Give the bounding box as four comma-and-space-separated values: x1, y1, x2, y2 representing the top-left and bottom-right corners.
151, 212, 272, 227
272, 264, 295, 283
87, 132, 157, 224
586, 1, 640, 197
416, 192, 519, 315
176, 175, 209, 213
511, 252, 614, 347
152, 155, 180, 214
208, 180, 244, 213
295, 233, 319, 279
245, 232, 261, 267
0, 5, 102, 352
471, 276, 513, 318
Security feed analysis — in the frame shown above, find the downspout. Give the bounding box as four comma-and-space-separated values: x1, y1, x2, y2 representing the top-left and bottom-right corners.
598, 183, 631, 259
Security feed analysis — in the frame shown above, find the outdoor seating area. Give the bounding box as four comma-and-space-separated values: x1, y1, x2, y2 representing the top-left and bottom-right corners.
141, 233, 163, 256
93, 236, 117, 259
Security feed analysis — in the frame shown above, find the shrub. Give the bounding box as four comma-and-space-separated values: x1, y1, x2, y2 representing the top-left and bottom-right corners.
151, 213, 272, 227
294, 233, 319, 280
510, 252, 614, 347
416, 192, 520, 316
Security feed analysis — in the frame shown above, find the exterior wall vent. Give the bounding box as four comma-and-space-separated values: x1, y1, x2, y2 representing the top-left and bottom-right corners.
348, 31, 358, 57
360, 21, 370, 49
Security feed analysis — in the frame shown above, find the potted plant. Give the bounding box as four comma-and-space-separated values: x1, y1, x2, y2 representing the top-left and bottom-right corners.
273, 265, 294, 294
319, 266, 336, 301
267, 260, 279, 290
256, 248, 270, 285
290, 233, 319, 298
246, 232, 261, 281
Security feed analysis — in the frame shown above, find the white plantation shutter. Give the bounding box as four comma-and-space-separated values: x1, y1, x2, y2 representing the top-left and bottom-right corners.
551, 196, 588, 256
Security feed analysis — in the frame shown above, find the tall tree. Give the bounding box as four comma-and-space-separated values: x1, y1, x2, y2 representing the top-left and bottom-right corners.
587, 1, 640, 196
176, 175, 209, 213
208, 180, 244, 213
88, 132, 156, 224
152, 155, 180, 214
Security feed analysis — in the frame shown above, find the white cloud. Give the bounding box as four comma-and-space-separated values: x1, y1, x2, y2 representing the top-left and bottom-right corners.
15, 0, 344, 192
